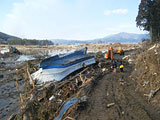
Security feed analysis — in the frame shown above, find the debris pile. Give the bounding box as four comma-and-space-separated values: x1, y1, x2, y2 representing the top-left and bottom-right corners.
131, 43, 160, 103
0, 46, 21, 58
12, 53, 110, 120
9, 45, 21, 55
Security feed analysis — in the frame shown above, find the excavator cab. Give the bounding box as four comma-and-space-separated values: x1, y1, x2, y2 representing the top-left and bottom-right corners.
116, 43, 124, 55
117, 48, 124, 55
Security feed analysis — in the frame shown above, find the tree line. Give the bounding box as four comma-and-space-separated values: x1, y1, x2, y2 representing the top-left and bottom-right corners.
0, 39, 53, 45
136, 0, 160, 43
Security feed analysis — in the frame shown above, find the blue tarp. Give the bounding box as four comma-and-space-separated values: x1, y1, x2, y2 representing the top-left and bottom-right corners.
54, 97, 78, 120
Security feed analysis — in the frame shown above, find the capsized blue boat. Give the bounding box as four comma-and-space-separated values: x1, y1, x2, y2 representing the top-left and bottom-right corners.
31, 47, 96, 84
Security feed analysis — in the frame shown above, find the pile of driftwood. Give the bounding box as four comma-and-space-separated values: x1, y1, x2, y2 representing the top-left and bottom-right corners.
9, 54, 110, 120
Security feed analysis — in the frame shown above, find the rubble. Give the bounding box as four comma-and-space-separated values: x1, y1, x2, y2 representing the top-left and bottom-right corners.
11, 52, 110, 120
131, 43, 160, 105
2, 43, 160, 120
144, 88, 160, 102
0, 46, 21, 57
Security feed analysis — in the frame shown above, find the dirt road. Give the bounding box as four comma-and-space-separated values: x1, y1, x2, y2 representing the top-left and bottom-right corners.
77, 63, 160, 120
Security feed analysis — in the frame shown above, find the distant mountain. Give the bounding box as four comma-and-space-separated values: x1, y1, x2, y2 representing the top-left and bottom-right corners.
0, 31, 150, 45
51, 32, 150, 44
0, 32, 21, 41
92, 32, 150, 43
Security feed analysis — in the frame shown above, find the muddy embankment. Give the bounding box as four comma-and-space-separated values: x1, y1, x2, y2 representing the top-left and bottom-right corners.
78, 43, 160, 120
131, 43, 160, 106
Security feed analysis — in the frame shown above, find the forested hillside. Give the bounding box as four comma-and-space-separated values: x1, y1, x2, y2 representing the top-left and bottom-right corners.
0, 32, 53, 45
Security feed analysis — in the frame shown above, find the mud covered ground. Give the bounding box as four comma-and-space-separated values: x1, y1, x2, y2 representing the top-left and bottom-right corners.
0, 61, 21, 120
1, 43, 160, 120
77, 61, 160, 120
0, 54, 28, 120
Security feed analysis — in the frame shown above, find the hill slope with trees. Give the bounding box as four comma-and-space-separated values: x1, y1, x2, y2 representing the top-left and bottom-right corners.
0, 32, 53, 45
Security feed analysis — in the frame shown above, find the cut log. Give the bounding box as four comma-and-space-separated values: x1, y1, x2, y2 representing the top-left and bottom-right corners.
144, 88, 160, 102
63, 116, 75, 120
27, 67, 35, 88
7, 114, 16, 120
107, 103, 115, 108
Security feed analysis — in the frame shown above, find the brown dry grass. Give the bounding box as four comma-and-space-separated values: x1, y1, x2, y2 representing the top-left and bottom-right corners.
0, 43, 139, 55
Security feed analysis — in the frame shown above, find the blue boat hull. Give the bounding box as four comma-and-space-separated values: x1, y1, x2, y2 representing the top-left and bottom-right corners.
31, 47, 96, 84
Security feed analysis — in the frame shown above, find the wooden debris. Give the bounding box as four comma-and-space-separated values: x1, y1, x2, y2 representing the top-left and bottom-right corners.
69, 67, 89, 81
23, 114, 28, 120
15, 57, 107, 120
63, 116, 75, 120
7, 113, 16, 120
79, 73, 85, 83
15, 80, 19, 91
27, 67, 35, 88
144, 88, 160, 102
57, 67, 89, 89
79, 78, 93, 88
17, 83, 55, 118
85, 78, 92, 84
20, 93, 24, 109
107, 103, 115, 108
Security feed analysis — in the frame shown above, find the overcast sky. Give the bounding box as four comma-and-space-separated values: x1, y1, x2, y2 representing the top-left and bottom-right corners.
0, 0, 146, 40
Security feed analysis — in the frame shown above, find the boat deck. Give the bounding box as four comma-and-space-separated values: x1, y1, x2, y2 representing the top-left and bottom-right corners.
39, 47, 94, 69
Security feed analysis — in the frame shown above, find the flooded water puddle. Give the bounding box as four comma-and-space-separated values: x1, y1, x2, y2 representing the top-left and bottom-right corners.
0, 99, 7, 107
16, 55, 36, 62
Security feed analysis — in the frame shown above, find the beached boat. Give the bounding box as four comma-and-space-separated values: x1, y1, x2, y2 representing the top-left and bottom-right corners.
31, 47, 96, 84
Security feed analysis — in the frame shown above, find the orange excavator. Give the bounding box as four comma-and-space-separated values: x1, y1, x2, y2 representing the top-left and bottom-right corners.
116, 43, 124, 55
104, 47, 114, 60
